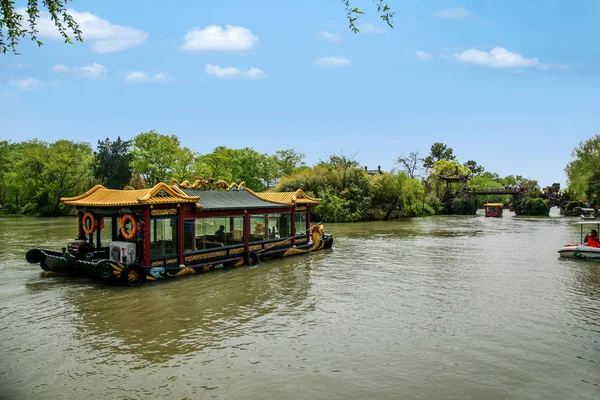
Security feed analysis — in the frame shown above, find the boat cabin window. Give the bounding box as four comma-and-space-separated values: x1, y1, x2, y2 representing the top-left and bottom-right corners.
295, 212, 307, 235
150, 217, 178, 258
101, 218, 113, 244
184, 215, 245, 252
249, 213, 292, 242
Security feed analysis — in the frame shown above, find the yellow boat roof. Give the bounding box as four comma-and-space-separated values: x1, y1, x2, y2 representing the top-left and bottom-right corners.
61, 181, 320, 208
483, 203, 504, 207
61, 183, 200, 207
247, 188, 320, 205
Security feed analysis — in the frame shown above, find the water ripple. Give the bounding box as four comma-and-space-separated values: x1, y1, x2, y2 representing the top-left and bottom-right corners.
0, 213, 599, 399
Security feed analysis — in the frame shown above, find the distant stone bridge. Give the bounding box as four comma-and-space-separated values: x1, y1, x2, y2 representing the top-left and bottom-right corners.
467, 187, 524, 196
464, 186, 563, 207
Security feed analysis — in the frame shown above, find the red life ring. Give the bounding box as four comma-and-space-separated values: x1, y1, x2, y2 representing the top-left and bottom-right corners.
120, 214, 138, 240
82, 212, 96, 235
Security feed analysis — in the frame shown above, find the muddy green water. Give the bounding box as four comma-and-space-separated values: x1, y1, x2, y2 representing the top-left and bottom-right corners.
0, 210, 598, 399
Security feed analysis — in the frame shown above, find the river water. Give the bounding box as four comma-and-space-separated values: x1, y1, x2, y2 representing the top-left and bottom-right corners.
0, 210, 598, 399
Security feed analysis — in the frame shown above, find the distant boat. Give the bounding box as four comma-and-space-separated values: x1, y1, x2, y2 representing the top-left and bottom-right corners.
483, 203, 503, 218
579, 207, 596, 220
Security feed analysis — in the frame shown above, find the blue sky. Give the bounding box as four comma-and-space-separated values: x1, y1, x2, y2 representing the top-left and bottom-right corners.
1, 0, 599, 187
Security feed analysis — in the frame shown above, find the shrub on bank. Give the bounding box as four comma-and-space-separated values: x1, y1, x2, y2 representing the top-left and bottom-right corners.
449, 194, 478, 215
561, 200, 586, 216
513, 197, 550, 216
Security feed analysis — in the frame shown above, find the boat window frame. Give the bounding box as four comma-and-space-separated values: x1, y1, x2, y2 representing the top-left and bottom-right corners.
248, 212, 294, 243
295, 210, 308, 237
183, 214, 246, 254
149, 215, 180, 260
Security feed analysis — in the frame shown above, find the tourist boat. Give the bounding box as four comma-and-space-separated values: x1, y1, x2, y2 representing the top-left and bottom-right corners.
579, 207, 596, 220
558, 221, 600, 261
483, 203, 503, 217
25, 179, 333, 286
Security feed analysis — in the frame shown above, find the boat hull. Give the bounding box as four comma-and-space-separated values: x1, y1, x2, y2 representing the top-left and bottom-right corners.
26, 234, 334, 286
558, 245, 600, 261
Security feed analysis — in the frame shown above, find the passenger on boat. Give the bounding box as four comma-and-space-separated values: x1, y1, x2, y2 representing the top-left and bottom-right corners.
215, 225, 226, 242
584, 230, 600, 247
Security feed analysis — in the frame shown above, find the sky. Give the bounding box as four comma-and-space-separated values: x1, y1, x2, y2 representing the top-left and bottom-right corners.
1, 0, 599, 188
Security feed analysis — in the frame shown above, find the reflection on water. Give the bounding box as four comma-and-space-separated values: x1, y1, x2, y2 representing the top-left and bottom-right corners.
63, 261, 313, 365
0, 212, 599, 400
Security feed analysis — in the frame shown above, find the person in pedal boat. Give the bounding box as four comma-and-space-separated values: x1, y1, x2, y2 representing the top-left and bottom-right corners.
584, 230, 600, 247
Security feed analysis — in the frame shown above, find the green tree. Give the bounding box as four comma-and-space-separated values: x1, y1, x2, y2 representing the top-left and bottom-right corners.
321, 153, 360, 188
40, 140, 94, 214
195, 146, 234, 182
275, 165, 333, 196
463, 160, 484, 176
171, 146, 196, 182
470, 172, 508, 207
428, 159, 470, 197
229, 147, 274, 191
0, 140, 9, 209
2, 139, 93, 215
130, 130, 185, 186
586, 170, 600, 207
314, 187, 351, 223
396, 151, 422, 179
370, 171, 425, 219
274, 149, 306, 177
94, 137, 132, 189
565, 134, 600, 200
512, 197, 549, 216
0, 0, 82, 54
423, 142, 457, 170
501, 175, 525, 186
195, 146, 278, 191
6, 140, 47, 212
277, 159, 373, 222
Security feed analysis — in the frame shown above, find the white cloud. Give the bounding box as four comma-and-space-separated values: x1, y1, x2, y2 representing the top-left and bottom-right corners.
125, 71, 172, 84
182, 25, 258, 52
205, 65, 240, 78
358, 23, 384, 34
453, 47, 549, 69
246, 68, 266, 80
26, 9, 148, 53
52, 63, 108, 79
415, 51, 432, 61
7, 63, 30, 69
313, 56, 351, 67
436, 7, 471, 19
204, 65, 266, 79
318, 31, 341, 42
8, 77, 40, 90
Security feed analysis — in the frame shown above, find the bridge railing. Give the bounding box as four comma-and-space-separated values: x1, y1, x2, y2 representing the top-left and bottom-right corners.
467, 187, 526, 194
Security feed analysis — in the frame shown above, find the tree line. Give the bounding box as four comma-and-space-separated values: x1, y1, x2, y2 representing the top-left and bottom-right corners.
563, 134, 600, 215
0, 131, 548, 219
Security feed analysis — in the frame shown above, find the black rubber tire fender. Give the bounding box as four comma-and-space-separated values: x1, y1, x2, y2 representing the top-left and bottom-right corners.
93, 260, 117, 281
26, 248, 43, 264
245, 251, 260, 266
119, 263, 147, 287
